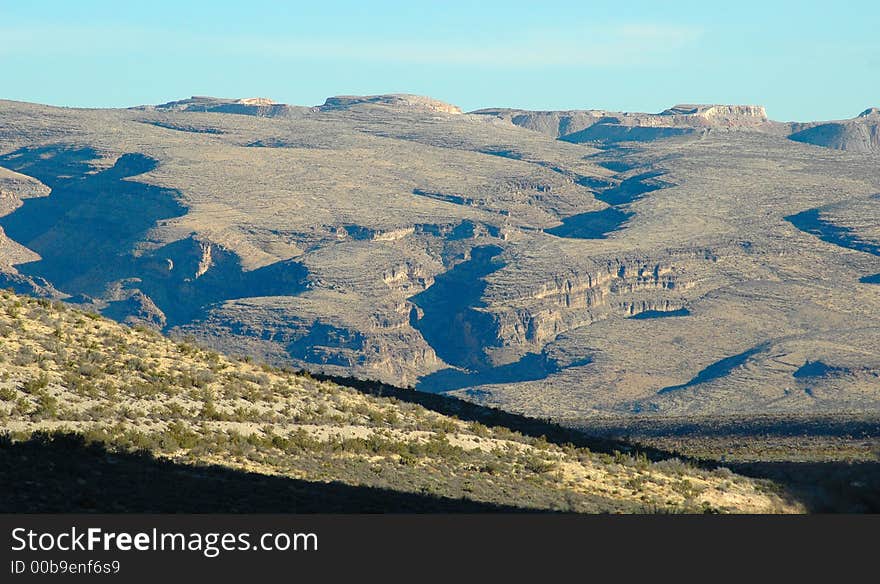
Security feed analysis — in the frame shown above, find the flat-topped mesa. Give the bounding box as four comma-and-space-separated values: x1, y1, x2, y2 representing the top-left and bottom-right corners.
660, 104, 769, 126
236, 97, 277, 106
135, 96, 297, 117
319, 94, 462, 115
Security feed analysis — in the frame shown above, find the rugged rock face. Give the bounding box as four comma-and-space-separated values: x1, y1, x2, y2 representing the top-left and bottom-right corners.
659, 104, 769, 125
0, 95, 879, 419
485, 257, 686, 356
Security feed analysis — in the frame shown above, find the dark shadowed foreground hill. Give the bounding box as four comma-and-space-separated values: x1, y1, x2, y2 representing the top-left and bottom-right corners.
0, 291, 796, 513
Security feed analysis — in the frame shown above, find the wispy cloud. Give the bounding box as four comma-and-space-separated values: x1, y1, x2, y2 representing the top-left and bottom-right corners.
0, 22, 703, 68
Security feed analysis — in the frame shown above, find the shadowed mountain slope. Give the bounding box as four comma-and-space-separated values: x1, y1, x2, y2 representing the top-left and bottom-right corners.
789, 108, 880, 153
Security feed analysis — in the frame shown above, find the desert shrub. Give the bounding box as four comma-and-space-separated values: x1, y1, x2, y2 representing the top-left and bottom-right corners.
61, 371, 98, 398
32, 392, 59, 419
479, 460, 504, 475
198, 398, 223, 421
74, 361, 101, 378
626, 476, 647, 491
469, 422, 491, 437
228, 406, 263, 423
6, 302, 21, 318
12, 346, 38, 366
285, 429, 322, 453
164, 421, 201, 450
177, 341, 198, 356
383, 410, 401, 427
125, 357, 150, 373
12, 397, 31, 416
129, 380, 162, 399
21, 373, 50, 394
671, 479, 703, 499
652, 457, 694, 476
523, 455, 556, 474
712, 466, 735, 479
431, 418, 459, 433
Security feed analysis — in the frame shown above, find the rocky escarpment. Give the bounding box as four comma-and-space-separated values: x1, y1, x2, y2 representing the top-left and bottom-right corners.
789, 107, 880, 153
408, 243, 695, 377
320, 94, 462, 115
486, 257, 690, 355
480, 103, 880, 153
473, 103, 776, 144
658, 104, 769, 126
178, 296, 443, 387
134, 96, 306, 117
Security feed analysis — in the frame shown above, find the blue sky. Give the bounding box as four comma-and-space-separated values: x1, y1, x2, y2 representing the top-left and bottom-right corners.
1, 1, 877, 121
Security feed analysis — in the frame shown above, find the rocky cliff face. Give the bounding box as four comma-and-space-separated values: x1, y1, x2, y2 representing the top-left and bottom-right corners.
484, 256, 690, 360
659, 104, 769, 125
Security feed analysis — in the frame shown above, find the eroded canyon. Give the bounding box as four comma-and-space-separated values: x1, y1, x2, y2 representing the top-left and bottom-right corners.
1, 95, 878, 421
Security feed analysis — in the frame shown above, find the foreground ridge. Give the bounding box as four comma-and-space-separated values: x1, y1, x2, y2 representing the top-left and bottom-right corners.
0, 291, 795, 513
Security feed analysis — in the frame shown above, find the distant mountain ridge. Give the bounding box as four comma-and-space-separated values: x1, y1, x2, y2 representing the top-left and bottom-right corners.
474, 102, 879, 152
133, 94, 879, 152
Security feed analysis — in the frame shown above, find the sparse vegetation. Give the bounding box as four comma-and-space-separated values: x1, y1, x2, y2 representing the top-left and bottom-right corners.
0, 290, 798, 513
